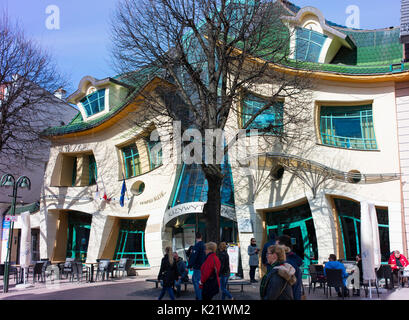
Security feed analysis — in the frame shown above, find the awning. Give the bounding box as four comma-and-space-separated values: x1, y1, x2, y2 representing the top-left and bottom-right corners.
242, 152, 401, 198
4, 201, 40, 216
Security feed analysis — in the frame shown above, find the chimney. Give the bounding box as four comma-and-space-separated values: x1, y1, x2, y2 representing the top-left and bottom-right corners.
54, 87, 67, 100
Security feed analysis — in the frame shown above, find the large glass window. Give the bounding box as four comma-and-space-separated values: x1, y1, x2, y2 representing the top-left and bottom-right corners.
320, 105, 377, 150
333, 198, 390, 262
295, 27, 327, 63
122, 144, 141, 178
172, 161, 235, 207
80, 89, 106, 117
66, 212, 92, 262
242, 93, 283, 134
114, 219, 149, 267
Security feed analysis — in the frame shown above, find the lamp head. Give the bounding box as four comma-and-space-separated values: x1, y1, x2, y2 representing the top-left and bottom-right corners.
17, 176, 31, 190
1, 174, 15, 188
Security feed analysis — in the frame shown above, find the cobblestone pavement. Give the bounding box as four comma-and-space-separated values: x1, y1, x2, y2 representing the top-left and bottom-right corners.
0, 270, 408, 300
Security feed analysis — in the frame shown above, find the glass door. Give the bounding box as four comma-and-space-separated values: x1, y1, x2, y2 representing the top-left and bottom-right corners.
67, 224, 91, 262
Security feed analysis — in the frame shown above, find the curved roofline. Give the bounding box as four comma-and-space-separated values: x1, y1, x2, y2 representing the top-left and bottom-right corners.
67, 75, 133, 104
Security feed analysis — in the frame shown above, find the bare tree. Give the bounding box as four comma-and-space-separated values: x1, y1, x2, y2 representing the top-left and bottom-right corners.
0, 14, 67, 172
110, 0, 314, 242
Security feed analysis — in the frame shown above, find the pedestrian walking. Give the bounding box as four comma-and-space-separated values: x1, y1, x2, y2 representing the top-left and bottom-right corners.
260, 244, 296, 300
188, 232, 206, 300
248, 238, 260, 283
200, 242, 221, 301
157, 246, 179, 300
217, 242, 234, 300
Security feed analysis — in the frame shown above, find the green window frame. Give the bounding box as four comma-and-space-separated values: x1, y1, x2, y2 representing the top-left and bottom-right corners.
88, 154, 97, 185
80, 89, 106, 117
295, 27, 327, 63
72, 157, 77, 186
320, 105, 377, 150
147, 139, 162, 170
241, 93, 284, 135
114, 219, 149, 267
122, 144, 141, 178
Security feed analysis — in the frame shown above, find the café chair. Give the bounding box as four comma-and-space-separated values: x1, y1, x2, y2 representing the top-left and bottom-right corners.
308, 264, 326, 294
114, 258, 133, 278
325, 269, 347, 299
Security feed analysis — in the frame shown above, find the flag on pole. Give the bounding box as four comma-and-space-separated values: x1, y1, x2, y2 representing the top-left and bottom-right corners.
120, 179, 127, 207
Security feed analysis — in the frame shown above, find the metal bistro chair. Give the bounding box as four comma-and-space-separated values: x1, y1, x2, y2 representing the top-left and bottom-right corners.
96, 260, 114, 281
63, 258, 75, 279
28, 261, 45, 284
70, 262, 89, 282
40, 260, 52, 282
325, 269, 347, 299
308, 264, 326, 294
114, 258, 133, 278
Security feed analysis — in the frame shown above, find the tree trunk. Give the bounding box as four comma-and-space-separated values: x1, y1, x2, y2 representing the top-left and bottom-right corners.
203, 173, 222, 243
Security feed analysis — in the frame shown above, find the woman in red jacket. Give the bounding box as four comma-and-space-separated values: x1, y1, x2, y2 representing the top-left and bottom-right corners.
388, 250, 409, 287
199, 242, 221, 300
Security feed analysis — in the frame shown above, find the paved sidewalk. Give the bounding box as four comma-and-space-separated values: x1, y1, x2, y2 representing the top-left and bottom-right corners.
0, 270, 408, 300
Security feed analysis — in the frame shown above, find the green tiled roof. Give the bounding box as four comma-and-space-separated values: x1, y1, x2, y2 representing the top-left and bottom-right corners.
42, 66, 162, 137
43, 1, 408, 137
5, 201, 40, 215
331, 28, 403, 66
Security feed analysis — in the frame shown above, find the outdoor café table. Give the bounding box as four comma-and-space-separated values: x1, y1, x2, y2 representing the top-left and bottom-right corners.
83, 262, 98, 282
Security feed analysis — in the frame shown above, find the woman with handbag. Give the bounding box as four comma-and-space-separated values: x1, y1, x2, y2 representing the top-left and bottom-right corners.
259, 244, 296, 300
199, 242, 221, 301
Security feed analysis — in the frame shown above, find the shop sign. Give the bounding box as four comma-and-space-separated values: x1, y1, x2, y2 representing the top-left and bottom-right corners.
164, 202, 236, 226
227, 244, 239, 274
2, 220, 10, 241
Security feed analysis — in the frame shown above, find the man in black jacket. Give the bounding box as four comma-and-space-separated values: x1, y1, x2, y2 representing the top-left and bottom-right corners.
188, 232, 206, 300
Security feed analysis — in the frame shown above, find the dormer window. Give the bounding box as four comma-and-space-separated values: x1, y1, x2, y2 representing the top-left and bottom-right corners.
295, 27, 327, 63
80, 89, 106, 117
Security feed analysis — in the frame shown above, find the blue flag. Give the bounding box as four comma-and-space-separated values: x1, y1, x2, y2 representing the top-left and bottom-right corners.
120, 179, 127, 207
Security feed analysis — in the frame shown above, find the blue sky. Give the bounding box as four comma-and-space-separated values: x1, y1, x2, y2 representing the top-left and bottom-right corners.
1, 0, 402, 93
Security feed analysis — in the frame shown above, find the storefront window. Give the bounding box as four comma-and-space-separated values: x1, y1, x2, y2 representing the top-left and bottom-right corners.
333, 198, 390, 262
114, 219, 149, 267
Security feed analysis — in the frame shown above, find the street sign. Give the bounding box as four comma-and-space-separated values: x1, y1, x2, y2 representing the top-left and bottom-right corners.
4, 215, 18, 222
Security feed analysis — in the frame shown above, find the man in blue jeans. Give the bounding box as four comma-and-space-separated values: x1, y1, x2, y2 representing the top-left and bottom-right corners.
324, 254, 350, 297
188, 232, 206, 300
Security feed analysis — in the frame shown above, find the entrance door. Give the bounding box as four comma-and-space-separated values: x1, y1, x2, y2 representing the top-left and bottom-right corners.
267, 219, 312, 267
67, 224, 91, 262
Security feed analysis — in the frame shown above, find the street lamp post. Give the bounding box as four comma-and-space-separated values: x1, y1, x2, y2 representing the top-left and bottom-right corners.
0, 174, 31, 293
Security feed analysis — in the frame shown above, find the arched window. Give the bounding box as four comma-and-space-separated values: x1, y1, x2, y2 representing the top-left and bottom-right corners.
80, 89, 106, 117
295, 27, 327, 62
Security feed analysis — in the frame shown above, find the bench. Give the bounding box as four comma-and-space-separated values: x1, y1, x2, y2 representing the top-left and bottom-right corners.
146, 278, 252, 293
226, 280, 252, 293
146, 278, 192, 291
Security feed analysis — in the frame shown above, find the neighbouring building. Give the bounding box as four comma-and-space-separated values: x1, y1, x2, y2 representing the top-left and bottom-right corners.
0, 87, 78, 265
38, 1, 409, 278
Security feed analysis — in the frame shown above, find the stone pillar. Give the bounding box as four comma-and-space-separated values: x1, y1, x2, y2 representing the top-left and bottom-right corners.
235, 204, 262, 281
86, 212, 108, 263
307, 191, 337, 263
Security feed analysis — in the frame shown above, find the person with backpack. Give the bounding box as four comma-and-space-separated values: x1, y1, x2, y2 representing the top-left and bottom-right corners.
188, 232, 206, 300
217, 242, 234, 300
173, 251, 189, 297
199, 242, 221, 301
260, 244, 296, 300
